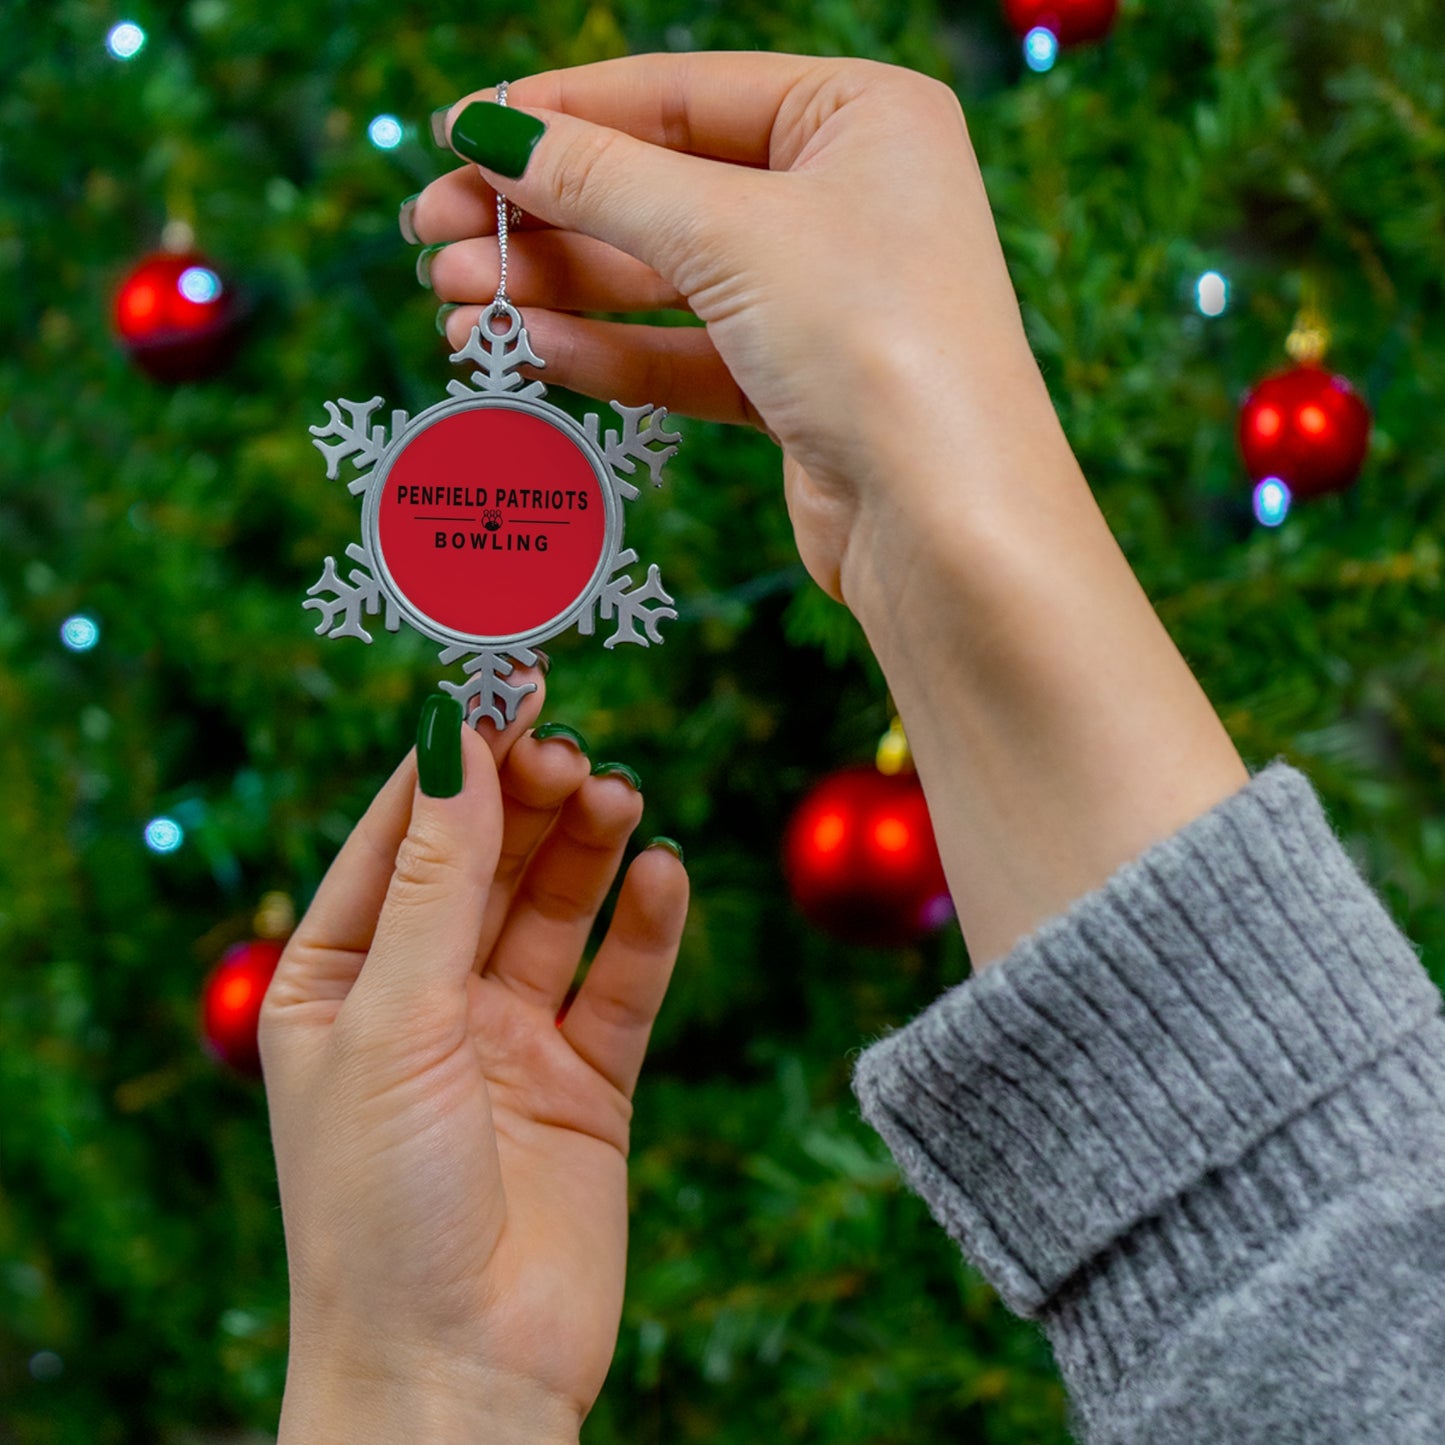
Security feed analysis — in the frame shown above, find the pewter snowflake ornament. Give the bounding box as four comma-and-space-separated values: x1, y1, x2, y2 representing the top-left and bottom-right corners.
304, 302, 680, 728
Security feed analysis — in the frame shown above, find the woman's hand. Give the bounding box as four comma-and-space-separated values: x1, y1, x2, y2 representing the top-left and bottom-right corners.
259, 678, 688, 1443
410, 53, 1063, 606
407, 54, 1249, 985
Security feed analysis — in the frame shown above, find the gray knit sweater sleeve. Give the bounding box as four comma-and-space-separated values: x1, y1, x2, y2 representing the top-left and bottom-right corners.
849, 758, 1445, 1442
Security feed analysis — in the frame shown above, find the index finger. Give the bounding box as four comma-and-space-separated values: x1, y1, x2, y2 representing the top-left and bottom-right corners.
411, 54, 884, 252
465, 51, 848, 168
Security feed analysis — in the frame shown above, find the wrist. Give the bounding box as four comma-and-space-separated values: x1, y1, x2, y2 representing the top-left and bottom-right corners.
279, 1342, 582, 1445
838, 348, 1084, 638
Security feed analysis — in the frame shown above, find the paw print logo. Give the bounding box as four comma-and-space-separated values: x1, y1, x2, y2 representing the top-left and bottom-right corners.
482, 508, 503, 532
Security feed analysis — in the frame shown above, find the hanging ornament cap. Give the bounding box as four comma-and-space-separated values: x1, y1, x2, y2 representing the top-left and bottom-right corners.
875, 715, 913, 776
253, 891, 296, 940
1285, 301, 1331, 365
161, 217, 197, 253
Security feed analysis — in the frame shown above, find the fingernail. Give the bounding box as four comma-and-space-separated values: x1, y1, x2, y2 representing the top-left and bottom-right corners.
435, 302, 460, 337
532, 648, 551, 676
398, 193, 422, 245
450, 100, 546, 179
430, 105, 453, 148
644, 836, 684, 865
416, 242, 448, 290
417, 693, 464, 797
532, 722, 589, 756
591, 760, 641, 791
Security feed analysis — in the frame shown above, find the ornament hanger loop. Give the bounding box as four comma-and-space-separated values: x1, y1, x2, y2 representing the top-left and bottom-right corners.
490, 81, 524, 320
482, 299, 523, 341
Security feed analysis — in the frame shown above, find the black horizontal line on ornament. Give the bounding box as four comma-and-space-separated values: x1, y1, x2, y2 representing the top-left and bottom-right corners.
416, 516, 571, 524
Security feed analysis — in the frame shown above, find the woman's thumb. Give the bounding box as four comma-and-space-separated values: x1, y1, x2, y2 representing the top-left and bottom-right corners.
345, 695, 503, 1029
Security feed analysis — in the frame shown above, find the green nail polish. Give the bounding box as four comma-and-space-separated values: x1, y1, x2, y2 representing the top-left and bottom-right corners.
417, 694, 464, 797
450, 100, 546, 179
644, 836, 684, 865
533, 722, 589, 756
416, 242, 448, 290
591, 760, 641, 791
398, 193, 422, 245
429, 105, 453, 148
435, 302, 460, 337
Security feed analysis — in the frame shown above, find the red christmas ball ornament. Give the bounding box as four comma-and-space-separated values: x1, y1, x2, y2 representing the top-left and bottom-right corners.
1003, 0, 1119, 46
1238, 362, 1371, 501
113, 250, 240, 382
200, 939, 284, 1076
783, 765, 954, 947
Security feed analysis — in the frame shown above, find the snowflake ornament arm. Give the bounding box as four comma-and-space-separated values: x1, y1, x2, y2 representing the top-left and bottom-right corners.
309, 398, 410, 494
436, 644, 541, 731
585, 402, 682, 500
448, 319, 546, 401
303, 542, 401, 643
579, 550, 678, 648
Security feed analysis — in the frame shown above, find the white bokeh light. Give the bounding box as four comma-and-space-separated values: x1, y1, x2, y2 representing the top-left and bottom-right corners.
1024, 27, 1059, 72
106, 21, 146, 59
178, 266, 222, 303
1196, 270, 1229, 317
1253, 476, 1292, 528
60, 615, 100, 652
144, 817, 185, 853
368, 114, 404, 150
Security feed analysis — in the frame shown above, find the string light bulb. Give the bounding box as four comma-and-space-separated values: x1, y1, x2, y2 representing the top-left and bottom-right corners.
105, 21, 145, 59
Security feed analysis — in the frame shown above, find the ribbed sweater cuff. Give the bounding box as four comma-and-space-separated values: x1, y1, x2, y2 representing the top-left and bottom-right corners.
849, 758, 1444, 1318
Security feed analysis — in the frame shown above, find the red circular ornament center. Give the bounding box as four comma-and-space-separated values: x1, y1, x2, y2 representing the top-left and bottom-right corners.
376, 407, 608, 639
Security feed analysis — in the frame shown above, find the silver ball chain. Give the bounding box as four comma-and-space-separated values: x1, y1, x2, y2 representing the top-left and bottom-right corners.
491, 82, 524, 318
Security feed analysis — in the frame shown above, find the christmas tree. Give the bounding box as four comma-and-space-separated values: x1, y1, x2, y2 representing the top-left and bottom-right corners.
3, 0, 1443, 1441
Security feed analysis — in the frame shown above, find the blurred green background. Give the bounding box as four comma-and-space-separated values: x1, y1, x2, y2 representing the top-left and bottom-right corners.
3, 0, 1444, 1440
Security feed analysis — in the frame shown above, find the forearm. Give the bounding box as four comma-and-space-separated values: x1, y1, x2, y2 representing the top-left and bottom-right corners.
842, 359, 1250, 971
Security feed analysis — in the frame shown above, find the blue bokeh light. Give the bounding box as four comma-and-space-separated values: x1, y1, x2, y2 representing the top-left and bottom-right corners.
1196, 270, 1229, 317
1024, 26, 1059, 72
60, 615, 100, 652
106, 21, 146, 59
178, 266, 222, 303
368, 114, 404, 150
144, 817, 185, 853
1253, 476, 1292, 528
